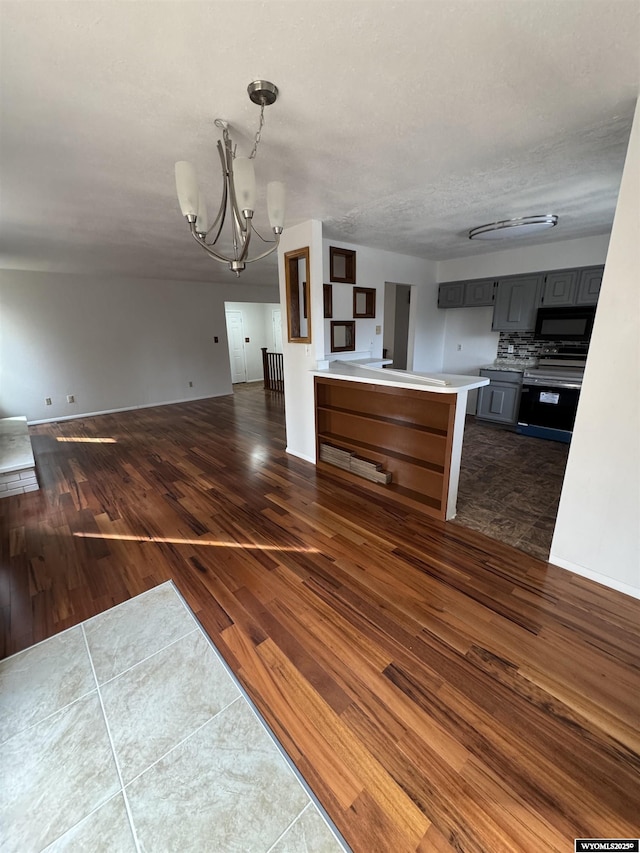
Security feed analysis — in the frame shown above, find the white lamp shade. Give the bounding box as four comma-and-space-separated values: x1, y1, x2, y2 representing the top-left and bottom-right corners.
267, 182, 286, 229
196, 193, 209, 235
233, 157, 256, 213
175, 161, 199, 217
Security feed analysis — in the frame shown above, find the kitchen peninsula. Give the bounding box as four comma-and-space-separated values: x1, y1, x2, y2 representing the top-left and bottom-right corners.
313, 362, 488, 521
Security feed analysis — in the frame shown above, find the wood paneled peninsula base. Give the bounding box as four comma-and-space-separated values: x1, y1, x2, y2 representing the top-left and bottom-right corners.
313, 363, 488, 521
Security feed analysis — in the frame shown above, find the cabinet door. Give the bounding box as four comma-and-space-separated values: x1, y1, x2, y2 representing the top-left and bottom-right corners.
464, 279, 495, 306
576, 266, 603, 304
492, 275, 543, 331
541, 270, 578, 306
438, 282, 464, 308
476, 382, 521, 425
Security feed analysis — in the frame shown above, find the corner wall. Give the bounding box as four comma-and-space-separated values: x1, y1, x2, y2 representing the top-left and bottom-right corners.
277, 220, 325, 463
0, 269, 279, 423
551, 101, 640, 598
322, 240, 440, 372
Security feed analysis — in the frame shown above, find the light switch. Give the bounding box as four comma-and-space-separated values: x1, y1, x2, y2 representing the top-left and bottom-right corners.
375, 325, 382, 335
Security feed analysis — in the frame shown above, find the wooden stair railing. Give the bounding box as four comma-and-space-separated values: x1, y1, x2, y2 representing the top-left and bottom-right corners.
261, 347, 284, 393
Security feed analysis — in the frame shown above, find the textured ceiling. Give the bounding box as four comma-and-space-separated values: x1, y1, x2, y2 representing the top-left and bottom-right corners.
1, 0, 638, 287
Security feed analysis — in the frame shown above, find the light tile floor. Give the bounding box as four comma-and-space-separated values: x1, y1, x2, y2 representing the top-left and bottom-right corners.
0, 582, 349, 853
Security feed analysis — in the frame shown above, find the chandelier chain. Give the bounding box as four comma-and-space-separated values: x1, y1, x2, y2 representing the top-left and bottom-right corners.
249, 104, 265, 160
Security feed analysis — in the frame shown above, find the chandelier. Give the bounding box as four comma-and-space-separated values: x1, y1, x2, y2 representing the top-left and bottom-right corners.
175, 80, 285, 276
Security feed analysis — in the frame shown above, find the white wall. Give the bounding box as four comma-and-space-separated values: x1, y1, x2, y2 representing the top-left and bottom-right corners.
0, 269, 279, 423
437, 233, 611, 282
323, 239, 439, 371
442, 308, 500, 413
224, 302, 280, 382
551, 101, 640, 599
277, 220, 325, 463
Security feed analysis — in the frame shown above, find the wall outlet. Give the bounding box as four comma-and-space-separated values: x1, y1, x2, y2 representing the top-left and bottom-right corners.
45, 397, 52, 406
508, 344, 515, 354
214, 336, 219, 343
457, 344, 463, 351
188, 381, 193, 387
66, 394, 75, 403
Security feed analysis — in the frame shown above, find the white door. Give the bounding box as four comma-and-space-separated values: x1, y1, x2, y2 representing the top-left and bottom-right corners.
225, 310, 247, 384
272, 308, 283, 352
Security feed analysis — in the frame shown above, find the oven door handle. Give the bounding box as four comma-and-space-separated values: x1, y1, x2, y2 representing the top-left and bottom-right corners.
522, 379, 582, 390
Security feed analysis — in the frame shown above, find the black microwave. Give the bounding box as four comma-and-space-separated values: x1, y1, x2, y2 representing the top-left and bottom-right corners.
534, 305, 596, 342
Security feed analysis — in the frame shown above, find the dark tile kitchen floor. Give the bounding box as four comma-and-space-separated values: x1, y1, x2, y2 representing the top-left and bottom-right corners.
452, 418, 570, 560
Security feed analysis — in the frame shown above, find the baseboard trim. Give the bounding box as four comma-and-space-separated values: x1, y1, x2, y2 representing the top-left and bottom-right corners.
550, 553, 640, 600
285, 447, 316, 465
27, 393, 230, 426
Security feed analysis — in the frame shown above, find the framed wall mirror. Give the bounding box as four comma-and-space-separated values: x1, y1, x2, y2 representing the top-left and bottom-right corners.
329, 247, 356, 283
330, 320, 356, 352
284, 247, 311, 343
353, 287, 376, 318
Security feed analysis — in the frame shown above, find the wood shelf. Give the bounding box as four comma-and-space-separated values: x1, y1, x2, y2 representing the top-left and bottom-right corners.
316, 404, 448, 437
317, 432, 445, 475
315, 377, 457, 520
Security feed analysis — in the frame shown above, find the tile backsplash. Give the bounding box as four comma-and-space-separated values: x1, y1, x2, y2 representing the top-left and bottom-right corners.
497, 332, 588, 360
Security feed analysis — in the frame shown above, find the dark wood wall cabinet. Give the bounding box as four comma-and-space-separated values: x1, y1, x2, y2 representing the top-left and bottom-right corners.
353, 287, 376, 318
438, 265, 604, 331
329, 246, 356, 283
315, 377, 456, 520
330, 320, 356, 352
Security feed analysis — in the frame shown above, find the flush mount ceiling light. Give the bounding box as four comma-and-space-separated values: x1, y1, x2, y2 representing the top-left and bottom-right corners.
175, 80, 285, 277
468, 214, 558, 241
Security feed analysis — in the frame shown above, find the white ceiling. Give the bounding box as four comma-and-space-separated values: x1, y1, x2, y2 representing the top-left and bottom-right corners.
1, 1, 638, 287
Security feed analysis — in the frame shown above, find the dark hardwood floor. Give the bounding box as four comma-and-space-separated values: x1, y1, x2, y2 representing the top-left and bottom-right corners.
453, 418, 570, 559
2, 383, 639, 852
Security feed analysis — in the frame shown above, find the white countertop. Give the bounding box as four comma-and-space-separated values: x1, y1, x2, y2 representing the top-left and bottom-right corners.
313, 361, 489, 394
0, 416, 35, 474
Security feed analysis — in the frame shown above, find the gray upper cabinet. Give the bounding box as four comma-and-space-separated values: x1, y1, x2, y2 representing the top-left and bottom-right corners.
464, 279, 495, 306
492, 275, 543, 331
541, 270, 578, 306
438, 282, 465, 308
576, 266, 604, 304
438, 264, 603, 318
438, 278, 494, 308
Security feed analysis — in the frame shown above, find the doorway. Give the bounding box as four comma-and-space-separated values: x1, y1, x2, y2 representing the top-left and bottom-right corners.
383, 283, 412, 369
225, 310, 247, 384
272, 308, 283, 352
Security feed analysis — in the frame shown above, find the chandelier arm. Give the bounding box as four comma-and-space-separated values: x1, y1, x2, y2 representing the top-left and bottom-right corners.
203, 141, 229, 245
236, 220, 253, 263
250, 221, 277, 244
243, 236, 281, 264
188, 222, 234, 265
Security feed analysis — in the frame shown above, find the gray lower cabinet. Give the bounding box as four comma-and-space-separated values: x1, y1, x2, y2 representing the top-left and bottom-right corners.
492, 275, 543, 331
476, 369, 523, 425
